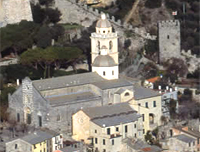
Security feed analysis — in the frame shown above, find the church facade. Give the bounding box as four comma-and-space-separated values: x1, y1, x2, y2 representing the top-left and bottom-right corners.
8, 14, 162, 138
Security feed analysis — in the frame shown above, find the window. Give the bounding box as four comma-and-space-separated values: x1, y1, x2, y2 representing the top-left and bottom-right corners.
134, 124, 137, 128
112, 139, 114, 145
17, 113, 20, 122
116, 127, 119, 132
27, 113, 31, 124
142, 114, 145, 121
143, 129, 145, 134
95, 138, 98, 144
153, 101, 156, 107
193, 141, 195, 146
125, 92, 130, 96
103, 149, 106, 152
15, 144, 17, 149
103, 71, 106, 76
103, 30, 105, 33
135, 133, 137, 138
125, 125, 128, 133
44, 148, 45, 152
145, 102, 148, 108
57, 115, 60, 121
97, 41, 100, 50
103, 139, 106, 145
107, 128, 110, 135
112, 70, 114, 75
109, 41, 113, 50
95, 130, 97, 133
189, 142, 191, 147
167, 35, 170, 39
38, 116, 42, 127
34, 145, 36, 149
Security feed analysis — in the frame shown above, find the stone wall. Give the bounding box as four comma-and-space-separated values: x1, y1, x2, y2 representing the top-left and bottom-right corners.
54, 0, 157, 40
158, 20, 181, 63
0, 0, 33, 27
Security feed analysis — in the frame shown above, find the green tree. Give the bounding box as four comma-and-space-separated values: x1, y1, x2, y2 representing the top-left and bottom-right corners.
39, 0, 54, 6
20, 47, 85, 78
0, 21, 39, 56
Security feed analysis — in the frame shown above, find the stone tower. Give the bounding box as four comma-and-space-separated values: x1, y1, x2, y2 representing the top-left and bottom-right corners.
158, 20, 180, 63
90, 13, 119, 80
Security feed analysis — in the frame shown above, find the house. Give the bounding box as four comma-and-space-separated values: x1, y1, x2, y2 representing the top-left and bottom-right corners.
5, 130, 63, 152
72, 103, 143, 152
122, 138, 162, 152
160, 126, 200, 152
129, 85, 162, 133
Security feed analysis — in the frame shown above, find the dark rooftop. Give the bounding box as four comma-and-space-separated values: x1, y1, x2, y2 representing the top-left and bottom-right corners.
92, 79, 132, 90
134, 85, 160, 100
33, 72, 105, 91
46, 91, 100, 106
174, 134, 196, 143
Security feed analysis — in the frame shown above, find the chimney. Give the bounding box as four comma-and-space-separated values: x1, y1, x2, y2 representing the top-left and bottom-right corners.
170, 88, 172, 92
166, 86, 169, 90
158, 85, 161, 90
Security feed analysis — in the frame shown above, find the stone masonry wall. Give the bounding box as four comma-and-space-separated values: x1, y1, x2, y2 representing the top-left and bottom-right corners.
0, 0, 33, 27
158, 20, 181, 63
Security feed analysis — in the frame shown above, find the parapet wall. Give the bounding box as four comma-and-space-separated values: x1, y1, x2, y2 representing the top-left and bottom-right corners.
55, 0, 157, 40
158, 20, 180, 28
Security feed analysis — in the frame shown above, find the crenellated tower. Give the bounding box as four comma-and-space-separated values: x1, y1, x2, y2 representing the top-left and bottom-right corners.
158, 20, 181, 63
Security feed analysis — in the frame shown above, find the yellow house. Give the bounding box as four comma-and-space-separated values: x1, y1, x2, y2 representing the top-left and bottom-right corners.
129, 85, 162, 134
6, 130, 62, 152
72, 103, 144, 152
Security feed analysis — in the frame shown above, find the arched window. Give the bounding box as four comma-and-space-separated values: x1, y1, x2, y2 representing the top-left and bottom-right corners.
125, 92, 130, 96
103, 71, 106, 76
109, 41, 113, 50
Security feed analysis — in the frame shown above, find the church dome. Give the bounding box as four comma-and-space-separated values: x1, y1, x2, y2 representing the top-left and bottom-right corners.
93, 55, 117, 67
96, 14, 111, 28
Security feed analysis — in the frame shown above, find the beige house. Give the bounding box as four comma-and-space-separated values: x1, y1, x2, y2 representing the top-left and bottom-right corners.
72, 103, 143, 152
129, 85, 162, 134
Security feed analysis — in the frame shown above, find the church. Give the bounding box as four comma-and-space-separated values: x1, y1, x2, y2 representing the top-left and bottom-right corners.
8, 14, 162, 137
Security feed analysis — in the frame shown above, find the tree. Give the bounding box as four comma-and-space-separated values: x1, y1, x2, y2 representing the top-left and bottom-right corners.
45, 8, 61, 24
145, 131, 153, 145
20, 47, 85, 78
145, 0, 161, 8
31, 4, 46, 24
39, 0, 54, 6
0, 21, 39, 57
164, 58, 188, 82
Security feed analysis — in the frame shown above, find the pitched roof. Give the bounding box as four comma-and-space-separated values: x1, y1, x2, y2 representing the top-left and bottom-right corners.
21, 130, 55, 145
32, 72, 105, 91
82, 103, 134, 119
92, 79, 132, 90
46, 91, 100, 106
146, 77, 160, 83
123, 138, 162, 152
134, 85, 160, 100
92, 111, 140, 127
174, 134, 196, 143
82, 103, 139, 127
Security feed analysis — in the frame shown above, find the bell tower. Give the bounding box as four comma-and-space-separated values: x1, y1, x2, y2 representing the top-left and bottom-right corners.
90, 13, 118, 64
